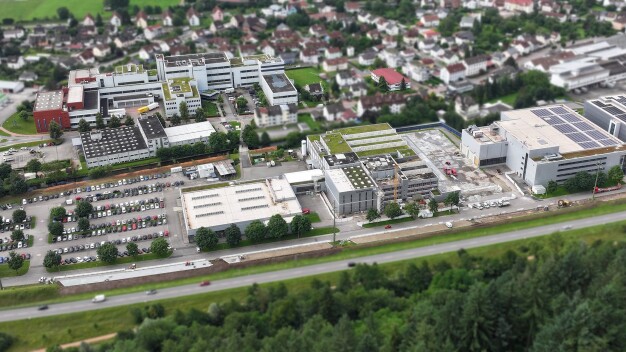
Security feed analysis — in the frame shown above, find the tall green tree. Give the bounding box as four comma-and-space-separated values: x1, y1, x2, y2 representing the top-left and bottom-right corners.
26, 159, 42, 175
383, 202, 402, 219
268, 214, 288, 239
43, 250, 62, 271
124, 115, 134, 126
260, 131, 271, 147
225, 224, 242, 246
12, 209, 26, 223
50, 207, 66, 221
194, 106, 206, 122
179, 102, 189, 122
77, 217, 90, 232
608, 165, 624, 184
10, 229, 24, 242
109, 115, 121, 128
290, 215, 311, 238
49, 121, 63, 140
97, 242, 119, 264
428, 198, 439, 215
366, 208, 380, 222
170, 113, 181, 126
78, 118, 91, 132
75, 201, 93, 218
95, 112, 105, 129
195, 227, 219, 250
404, 202, 420, 218
150, 237, 170, 257
242, 124, 260, 149
48, 221, 64, 237
7, 251, 23, 274
245, 220, 266, 242
126, 242, 139, 258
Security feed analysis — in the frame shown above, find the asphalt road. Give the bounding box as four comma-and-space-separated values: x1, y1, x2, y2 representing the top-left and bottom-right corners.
1, 209, 623, 323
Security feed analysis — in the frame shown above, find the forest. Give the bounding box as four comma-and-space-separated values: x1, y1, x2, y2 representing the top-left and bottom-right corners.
36, 233, 626, 352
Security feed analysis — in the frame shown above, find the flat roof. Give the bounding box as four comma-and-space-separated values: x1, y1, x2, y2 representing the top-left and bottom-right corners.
283, 169, 324, 184
262, 73, 296, 93
67, 86, 83, 104
323, 152, 359, 167
138, 115, 166, 139
80, 127, 148, 159
160, 52, 228, 67
164, 121, 216, 143
181, 178, 302, 230
83, 90, 99, 110
34, 90, 64, 112
498, 105, 622, 153
326, 165, 375, 193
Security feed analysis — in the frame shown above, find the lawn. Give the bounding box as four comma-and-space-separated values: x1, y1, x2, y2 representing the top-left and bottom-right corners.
356, 146, 416, 157
489, 92, 517, 106
336, 123, 392, 135
201, 101, 219, 117
285, 67, 324, 87
0, 260, 30, 278
321, 133, 352, 154
3, 220, 626, 351
0, 140, 53, 152
0, 130, 9, 137
538, 185, 571, 199
2, 113, 38, 135
0, 0, 180, 22
298, 113, 322, 131
109, 157, 160, 171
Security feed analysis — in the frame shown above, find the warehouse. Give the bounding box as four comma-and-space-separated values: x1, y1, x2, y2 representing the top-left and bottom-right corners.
461, 104, 626, 187
324, 164, 378, 215
79, 128, 150, 168
584, 94, 626, 142
180, 178, 302, 238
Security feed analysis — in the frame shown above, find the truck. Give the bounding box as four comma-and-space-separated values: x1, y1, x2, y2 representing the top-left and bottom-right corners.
171, 166, 183, 173
224, 88, 235, 94
65, 199, 73, 206
92, 294, 106, 303
147, 102, 159, 111
137, 106, 149, 113
498, 200, 510, 207
593, 183, 622, 194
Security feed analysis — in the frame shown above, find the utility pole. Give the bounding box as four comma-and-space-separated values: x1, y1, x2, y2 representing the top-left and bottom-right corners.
592, 162, 601, 200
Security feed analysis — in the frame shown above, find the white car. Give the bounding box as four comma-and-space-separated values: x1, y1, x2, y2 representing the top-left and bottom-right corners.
445, 222, 453, 228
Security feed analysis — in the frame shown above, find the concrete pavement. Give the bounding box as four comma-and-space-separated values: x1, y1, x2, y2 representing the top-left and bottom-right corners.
1, 208, 623, 322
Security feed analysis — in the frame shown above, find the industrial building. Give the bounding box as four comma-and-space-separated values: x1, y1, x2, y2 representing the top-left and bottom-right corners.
324, 164, 378, 215
79, 128, 150, 168
461, 105, 626, 187
259, 73, 298, 106
584, 94, 626, 142
180, 177, 302, 238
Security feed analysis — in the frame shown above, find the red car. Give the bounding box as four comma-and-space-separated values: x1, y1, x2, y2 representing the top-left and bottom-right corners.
385, 225, 392, 229
132, 223, 137, 230
122, 225, 127, 231
200, 281, 211, 286
302, 208, 310, 215
164, 230, 169, 237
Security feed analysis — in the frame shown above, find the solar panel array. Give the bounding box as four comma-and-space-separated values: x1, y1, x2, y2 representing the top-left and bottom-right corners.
591, 98, 626, 123
530, 107, 619, 149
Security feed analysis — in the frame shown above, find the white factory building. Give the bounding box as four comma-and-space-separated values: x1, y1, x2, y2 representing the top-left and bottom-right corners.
259, 73, 298, 106
137, 115, 216, 153
461, 105, 626, 187
583, 94, 626, 142
180, 177, 302, 238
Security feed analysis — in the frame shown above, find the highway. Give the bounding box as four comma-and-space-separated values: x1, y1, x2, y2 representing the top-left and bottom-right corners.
0, 209, 624, 323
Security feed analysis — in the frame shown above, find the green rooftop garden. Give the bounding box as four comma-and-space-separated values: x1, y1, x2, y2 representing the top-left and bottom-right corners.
169, 77, 193, 93
147, 69, 157, 76
337, 123, 392, 135
162, 83, 172, 101
357, 146, 416, 158
115, 63, 144, 74
322, 133, 352, 154
191, 86, 199, 98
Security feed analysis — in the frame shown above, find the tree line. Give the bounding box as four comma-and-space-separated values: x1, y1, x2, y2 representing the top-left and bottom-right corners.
40, 232, 626, 352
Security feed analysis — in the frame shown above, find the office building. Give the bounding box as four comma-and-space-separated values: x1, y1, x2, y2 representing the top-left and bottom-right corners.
259, 73, 298, 106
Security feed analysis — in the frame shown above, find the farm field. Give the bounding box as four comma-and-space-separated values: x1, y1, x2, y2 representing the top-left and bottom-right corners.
0, 0, 179, 22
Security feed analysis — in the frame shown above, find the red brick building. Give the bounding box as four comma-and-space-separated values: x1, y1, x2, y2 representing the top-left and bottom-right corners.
33, 90, 70, 133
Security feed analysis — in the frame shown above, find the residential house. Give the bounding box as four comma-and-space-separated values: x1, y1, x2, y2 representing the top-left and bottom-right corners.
371, 68, 411, 91
261, 42, 276, 57
77, 49, 95, 65
379, 49, 405, 68
454, 31, 475, 45
92, 44, 111, 58
135, 11, 148, 29
254, 104, 298, 127
304, 82, 324, 98
403, 61, 431, 82
357, 93, 406, 116
325, 47, 342, 59
504, 0, 534, 13
404, 29, 421, 47
144, 25, 164, 40
336, 70, 360, 87
187, 8, 201, 26
454, 95, 480, 119
300, 48, 319, 64
463, 54, 490, 76
418, 38, 436, 52
212, 6, 224, 22
280, 52, 299, 65
347, 82, 368, 98
359, 50, 377, 66
545, 12, 566, 23
3, 28, 25, 40
5, 56, 25, 70
323, 103, 347, 121
162, 11, 174, 26
440, 63, 466, 84
309, 24, 327, 38
139, 44, 162, 60
382, 35, 397, 49
440, 0, 462, 8
83, 13, 95, 27
110, 12, 123, 27
345, 2, 362, 13
420, 14, 440, 27
441, 50, 460, 65
488, 65, 518, 83
18, 71, 38, 82
323, 57, 349, 72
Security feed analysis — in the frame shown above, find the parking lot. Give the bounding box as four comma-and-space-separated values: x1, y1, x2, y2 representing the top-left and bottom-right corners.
1, 139, 79, 169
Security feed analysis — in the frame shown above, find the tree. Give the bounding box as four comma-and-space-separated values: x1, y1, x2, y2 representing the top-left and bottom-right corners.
95, 113, 105, 129
95, 13, 103, 27
0, 332, 13, 352
208, 131, 228, 152
195, 227, 218, 250
78, 217, 90, 232
404, 202, 420, 219
290, 215, 311, 238
384, 202, 403, 219
225, 224, 242, 246
57, 7, 71, 20
48, 221, 64, 237
378, 76, 389, 92
43, 250, 62, 271
127, 242, 139, 257
245, 220, 266, 242
7, 251, 23, 274
267, 214, 288, 239
444, 191, 460, 213
50, 207, 66, 221
9, 173, 27, 195
170, 113, 181, 126
97, 242, 119, 264
19, 110, 29, 121
89, 166, 110, 179
236, 97, 248, 114
109, 115, 121, 128
608, 165, 624, 184
547, 180, 558, 194
242, 124, 260, 149
12, 209, 26, 223
400, 78, 407, 91
75, 201, 93, 218
260, 131, 271, 147
194, 107, 206, 122
10, 229, 24, 242
77, 118, 91, 132
428, 198, 439, 214
26, 159, 42, 174
366, 208, 380, 222
124, 115, 134, 126
179, 102, 189, 122
151, 237, 170, 257
49, 121, 63, 140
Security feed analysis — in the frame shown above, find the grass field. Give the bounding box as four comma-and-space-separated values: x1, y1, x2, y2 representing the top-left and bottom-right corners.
0, 140, 53, 152
2, 220, 626, 351
488, 93, 518, 106
0, 0, 180, 22
48, 252, 172, 273
2, 113, 38, 135
0, 260, 30, 278
202, 101, 219, 117
298, 113, 322, 131
285, 67, 324, 87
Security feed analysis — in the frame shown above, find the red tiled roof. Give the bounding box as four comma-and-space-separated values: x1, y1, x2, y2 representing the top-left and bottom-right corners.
446, 63, 466, 73
371, 68, 409, 85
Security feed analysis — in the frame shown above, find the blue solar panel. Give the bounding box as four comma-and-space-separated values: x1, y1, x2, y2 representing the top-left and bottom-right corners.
598, 139, 619, 147
566, 132, 590, 143
579, 141, 601, 149
553, 124, 577, 134
531, 109, 552, 117
604, 106, 625, 115
560, 113, 581, 123
543, 115, 565, 125
550, 107, 568, 115
572, 122, 593, 131
587, 130, 608, 140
